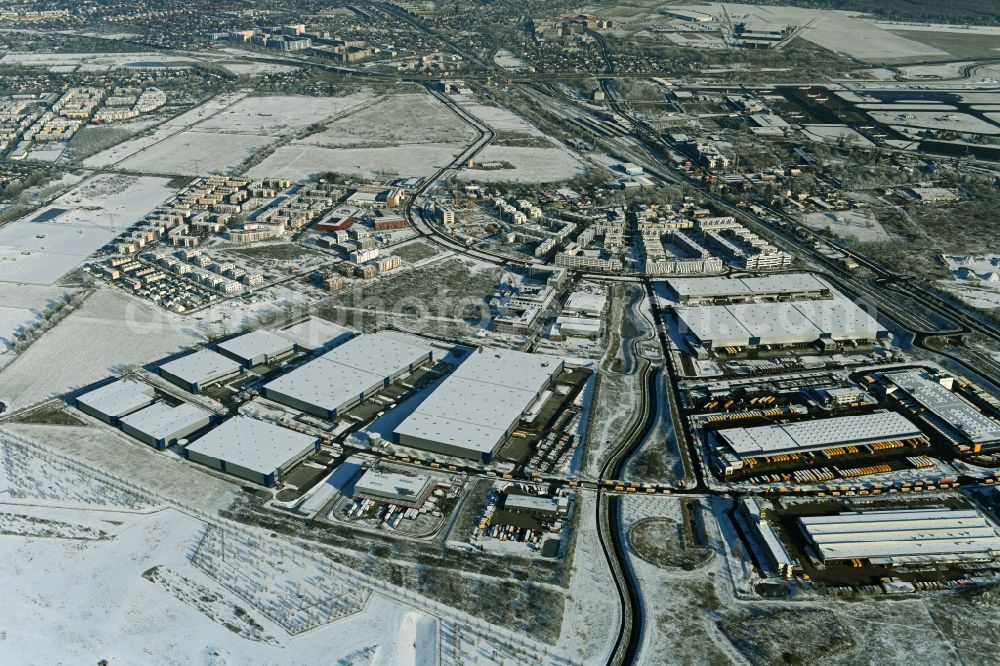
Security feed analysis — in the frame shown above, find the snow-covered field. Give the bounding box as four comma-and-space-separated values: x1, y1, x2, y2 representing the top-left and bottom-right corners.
0, 288, 197, 411
116, 130, 274, 175
458, 145, 587, 183
299, 92, 477, 147
246, 143, 466, 180
802, 209, 890, 242
0, 51, 199, 69
220, 62, 301, 76
459, 100, 545, 135
194, 93, 373, 136
0, 425, 579, 665
669, 3, 948, 62
0, 284, 76, 348
0, 175, 175, 285
802, 124, 875, 147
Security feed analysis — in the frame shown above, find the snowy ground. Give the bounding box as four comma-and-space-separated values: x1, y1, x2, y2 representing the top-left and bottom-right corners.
193, 94, 373, 136
0, 51, 199, 69
553, 492, 619, 664
0, 426, 580, 665
801, 209, 890, 243
0, 287, 198, 411
116, 131, 274, 176
298, 92, 476, 148
801, 124, 875, 147
245, 143, 466, 181
458, 145, 587, 184
0, 175, 175, 285
670, 3, 948, 61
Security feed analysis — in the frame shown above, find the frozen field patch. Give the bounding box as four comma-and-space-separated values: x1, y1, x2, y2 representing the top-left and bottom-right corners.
195, 93, 373, 136
116, 130, 274, 175
0, 175, 174, 285
300, 92, 477, 147
458, 145, 586, 183
246, 143, 466, 180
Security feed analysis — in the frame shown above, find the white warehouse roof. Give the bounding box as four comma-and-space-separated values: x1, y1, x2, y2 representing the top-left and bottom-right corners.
675, 295, 886, 348
120, 402, 212, 441
318, 333, 432, 379
263, 332, 431, 416
185, 416, 318, 476
394, 348, 563, 458
355, 468, 433, 500
668, 273, 829, 300
717, 411, 923, 458
216, 330, 294, 366
76, 379, 155, 419
159, 349, 242, 387
884, 370, 1000, 445
800, 508, 1000, 562
275, 317, 355, 351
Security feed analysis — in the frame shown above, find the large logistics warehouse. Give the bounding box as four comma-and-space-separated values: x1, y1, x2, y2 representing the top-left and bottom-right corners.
666, 273, 831, 305
183, 416, 320, 487
674, 295, 888, 351
712, 411, 927, 472
216, 330, 296, 368
262, 333, 433, 419
119, 401, 214, 449
881, 370, 1000, 451
75, 379, 156, 424
799, 508, 1000, 566
394, 348, 564, 462
158, 349, 243, 392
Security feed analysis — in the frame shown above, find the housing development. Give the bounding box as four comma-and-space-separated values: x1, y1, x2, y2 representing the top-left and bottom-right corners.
1, 1, 1000, 664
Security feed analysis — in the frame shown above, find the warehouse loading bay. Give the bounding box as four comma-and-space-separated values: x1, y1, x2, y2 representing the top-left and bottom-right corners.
490, 366, 591, 473
741, 497, 1000, 590
686, 364, 1000, 486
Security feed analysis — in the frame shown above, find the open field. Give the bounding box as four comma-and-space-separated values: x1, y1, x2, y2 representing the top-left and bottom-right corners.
802, 209, 891, 243
887, 30, 1000, 60
0, 51, 198, 70
194, 93, 373, 136
245, 143, 464, 181
0, 175, 174, 285
300, 92, 477, 147
116, 131, 273, 176
458, 145, 586, 183
668, 3, 949, 62
0, 288, 197, 410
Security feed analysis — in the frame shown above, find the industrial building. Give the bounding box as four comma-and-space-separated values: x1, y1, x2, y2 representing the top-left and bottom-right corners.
158, 349, 243, 392
712, 411, 927, 474
880, 370, 1000, 452
799, 508, 1000, 566
75, 379, 156, 424
666, 273, 831, 305
740, 498, 795, 578
182, 416, 320, 487
215, 330, 296, 368
119, 401, 214, 449
262, 333, 433, 419
394, 348, 564, 462
354, 467, 436, 507
503, 493, 568, 518
674, 295, 888, 352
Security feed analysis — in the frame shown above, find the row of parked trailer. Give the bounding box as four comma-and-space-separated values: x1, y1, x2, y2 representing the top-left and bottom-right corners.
344, 498, 437, 530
